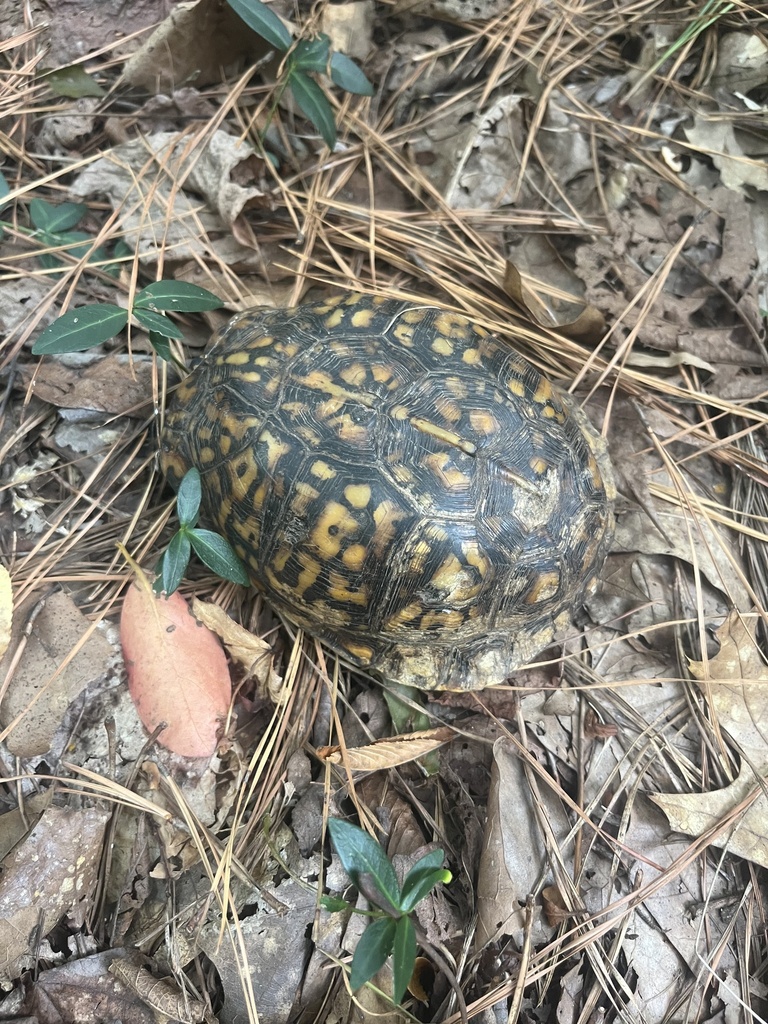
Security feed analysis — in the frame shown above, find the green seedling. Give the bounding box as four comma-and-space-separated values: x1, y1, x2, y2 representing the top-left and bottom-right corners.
324, 818, 452, 1004
157, 468, 251, 595
226, 0, 374, 148
32, 280, 223, 356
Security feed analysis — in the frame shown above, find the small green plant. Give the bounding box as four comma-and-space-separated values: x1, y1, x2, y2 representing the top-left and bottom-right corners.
324, 818, 452, 1004
31, 280, 223, 357
226, 0, 374, 148
28, 198, 110, 272
157, 468, 251, 594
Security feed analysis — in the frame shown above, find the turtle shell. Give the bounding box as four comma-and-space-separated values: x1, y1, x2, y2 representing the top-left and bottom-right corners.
160, 293, 615, 690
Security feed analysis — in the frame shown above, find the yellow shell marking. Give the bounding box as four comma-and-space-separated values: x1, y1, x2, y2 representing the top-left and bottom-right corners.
419, 609, 465, 630
425, 451, 471, 490
225, 351, 252, 365
434, 397, 462, 423
296, 553, 322, 595
533, 379, 553, 405
410, 417, 477, 456
340, 363, 368, 386
342, 544, 367, 570
323, 307, 345, 329
430, 553, 463, 590
469, 410, 498, 436
506, 377, 525, 398
328, 570, 369, 605
310, 501, 360, 559
386, 602, 423, 628
435, 312, 470, 337
445, 377, 468, 399
297, 371, 376, 408
525, 571, 560, 604
248, 334, 275, 349
462, 348, 481, 365
344, 484, 372, 509
310, 460, 337, 480
200, 446, 216, 465
343, 641, 374, 663
530, 456, 548, 475
261, 429, 292, 470
372, 500, 406, 554
332, 414, 372, 445
351, 307, 375, 328
431, 336, 453, 356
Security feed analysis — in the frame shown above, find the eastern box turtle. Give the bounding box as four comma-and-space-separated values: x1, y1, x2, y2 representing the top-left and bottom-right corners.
160, 293, 615, 691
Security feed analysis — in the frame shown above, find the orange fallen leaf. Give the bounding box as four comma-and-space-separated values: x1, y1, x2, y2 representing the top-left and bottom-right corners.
121, 575, 231, 758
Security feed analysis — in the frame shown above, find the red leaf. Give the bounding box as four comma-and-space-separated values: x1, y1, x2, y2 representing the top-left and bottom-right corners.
120, 582, 231, 757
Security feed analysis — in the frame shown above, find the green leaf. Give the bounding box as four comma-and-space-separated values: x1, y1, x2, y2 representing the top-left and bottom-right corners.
289, 71, 337, 148
289, 35, 330, 73
134, 281, 223, 313
320, 894, 353, 912
392, 915, 416, 1004
189, 529, 251, 586
158, 531, 192, 595
0, 171, 10, 212
40, 65, 105, 98
149, 331, 173, 362
176, 468, 202, 527
349, 917, 396, 992
29, 199, 86, 233
32, 304, 129, 354
399, 863, 451, 913
225, 0, 291, 51
36, 230, 108, 271
132, 308, 184, 340
330, 52, 374, 96
328, 819, 401, 911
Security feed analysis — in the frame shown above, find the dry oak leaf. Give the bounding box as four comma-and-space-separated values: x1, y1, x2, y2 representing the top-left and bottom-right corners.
650, 612, 768, 868
121, 577, 231, 758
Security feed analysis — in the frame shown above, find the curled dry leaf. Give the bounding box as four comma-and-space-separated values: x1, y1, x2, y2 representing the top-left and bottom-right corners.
121, 576, 231, 758
190, 597, 277, 689
504, 255, 605, 341
318, 727, 454, 770
650, 612, 768, 868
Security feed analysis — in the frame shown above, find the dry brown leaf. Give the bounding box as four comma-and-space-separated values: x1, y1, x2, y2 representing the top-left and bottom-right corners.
18, 354, 154, 414
685, 117, 768, 193
191, 597, 276, 687
475, 737, 569, 950
650, 612, 768, 868
0, 591, 113, 757
319, 727, 454, 770
122, 0, 272, 92
0, 805, 110, 986
121, 578, 231, 758
504, 255, 605, 341
320, 0, 373, 60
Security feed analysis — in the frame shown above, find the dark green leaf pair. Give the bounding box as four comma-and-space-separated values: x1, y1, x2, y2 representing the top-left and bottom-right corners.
157, 468, 251, 595
32, 280, 222, 355
326, 818, 451, 1004
27, 199, 109, 273
225, 0, 374, 149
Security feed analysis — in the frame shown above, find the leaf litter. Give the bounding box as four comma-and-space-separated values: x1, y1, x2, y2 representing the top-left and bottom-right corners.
0, 1, 767, 1023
